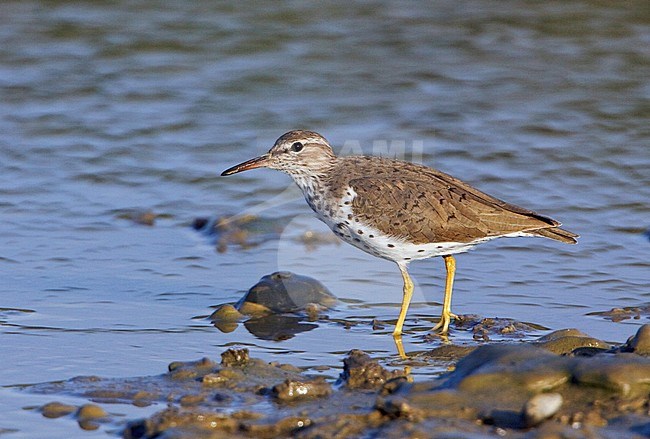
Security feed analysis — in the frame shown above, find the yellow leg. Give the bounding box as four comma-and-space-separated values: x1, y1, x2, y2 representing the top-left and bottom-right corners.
393, 334, 407, 359
432, 255, 458, 334
393, 263, 413, 337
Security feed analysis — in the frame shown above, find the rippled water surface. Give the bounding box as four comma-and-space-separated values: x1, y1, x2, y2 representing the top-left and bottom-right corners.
1, 1, 648, 436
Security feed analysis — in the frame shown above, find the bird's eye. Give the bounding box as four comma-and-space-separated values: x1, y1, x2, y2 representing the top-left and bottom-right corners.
290, 142, 304, 152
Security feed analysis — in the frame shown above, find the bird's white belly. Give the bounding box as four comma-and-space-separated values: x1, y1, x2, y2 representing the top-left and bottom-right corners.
303, 185, 489, 263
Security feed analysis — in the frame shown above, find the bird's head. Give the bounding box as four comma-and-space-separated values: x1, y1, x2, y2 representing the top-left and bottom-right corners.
221, 130, 336, 177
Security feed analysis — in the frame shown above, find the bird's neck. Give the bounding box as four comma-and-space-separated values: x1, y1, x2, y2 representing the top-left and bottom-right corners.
286, 158, 337, 196
291, 171, 328, 199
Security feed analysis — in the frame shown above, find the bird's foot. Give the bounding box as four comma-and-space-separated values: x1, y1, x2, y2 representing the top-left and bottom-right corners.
432, 311, 457, 334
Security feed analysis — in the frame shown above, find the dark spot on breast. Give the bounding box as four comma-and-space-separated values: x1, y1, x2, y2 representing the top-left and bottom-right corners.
357, 230, 363, 235
354, 238, 361, 242
343, 201, 350, 205
337, 223, 345, 229
347, 214, 353, 220
387, 244, 395, 248
404, 257, 411, 261
369, 235, 374, 238
436, 245, 443, 249
418, 249, 425, 253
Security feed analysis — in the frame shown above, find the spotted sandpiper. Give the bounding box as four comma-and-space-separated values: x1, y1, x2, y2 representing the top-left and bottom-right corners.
222, 131, 578, 349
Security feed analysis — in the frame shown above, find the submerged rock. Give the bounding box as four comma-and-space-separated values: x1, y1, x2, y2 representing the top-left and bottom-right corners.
193, 214, 281, 253
210, 272, 336, 339
587, 305, 650, 323
40, 402, 76, 419
340, 350, 408, 390
236, 271, 336, 314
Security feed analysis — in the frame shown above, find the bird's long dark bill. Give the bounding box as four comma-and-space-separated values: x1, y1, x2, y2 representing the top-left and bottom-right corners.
221, 154, 270, 176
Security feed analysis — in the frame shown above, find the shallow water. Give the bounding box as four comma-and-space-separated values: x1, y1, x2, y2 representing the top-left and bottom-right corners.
1, 1, 648, 436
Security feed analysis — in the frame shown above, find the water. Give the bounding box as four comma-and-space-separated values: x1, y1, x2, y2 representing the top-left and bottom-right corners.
1, 0, 648, 436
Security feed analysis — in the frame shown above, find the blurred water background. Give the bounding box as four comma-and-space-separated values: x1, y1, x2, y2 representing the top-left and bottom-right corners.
0, 1, 648, 436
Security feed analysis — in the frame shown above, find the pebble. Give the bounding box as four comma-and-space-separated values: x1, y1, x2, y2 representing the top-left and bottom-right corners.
522, 393, 563, 427
41, 402, 76, 418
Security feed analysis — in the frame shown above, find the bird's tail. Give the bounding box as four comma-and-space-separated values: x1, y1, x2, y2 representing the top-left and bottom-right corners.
530, 226, 579, 244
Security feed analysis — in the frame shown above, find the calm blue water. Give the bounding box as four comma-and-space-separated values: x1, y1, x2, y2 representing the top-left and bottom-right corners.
1, 1, 648, 436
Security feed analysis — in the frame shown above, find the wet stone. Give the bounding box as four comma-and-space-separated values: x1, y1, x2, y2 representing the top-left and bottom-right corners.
193, 214, 281, 253
221, 348, 249, 367
236, 271, 336, 314
209, 304, 243, 323
587, 306, 650, 322
178, 394, 205, 407
41, 401, 76, 418
340, 350, 408, 390
76, 403, 109, 431
375, 396, 418, 421
442, 344, 571, 392
116, 209, 157, 226
622, 324, 650, 355
522, 393, 563, 427
535, 328, 612, 355
272, 378, 332, 402
571, 354, 650, 397
76, 403, 108, 420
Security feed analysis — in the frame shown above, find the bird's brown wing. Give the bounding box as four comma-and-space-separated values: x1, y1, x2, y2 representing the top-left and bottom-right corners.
349, 176, 560, 244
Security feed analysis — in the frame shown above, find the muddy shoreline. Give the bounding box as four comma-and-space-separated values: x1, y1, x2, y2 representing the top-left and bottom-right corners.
18, 322, 650, 438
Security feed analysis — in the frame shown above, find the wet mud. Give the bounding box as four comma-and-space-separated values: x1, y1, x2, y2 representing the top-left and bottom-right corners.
19, 324, 650, 438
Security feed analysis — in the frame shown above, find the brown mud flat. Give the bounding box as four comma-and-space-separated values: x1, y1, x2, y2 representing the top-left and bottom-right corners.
20, 324, 650, 438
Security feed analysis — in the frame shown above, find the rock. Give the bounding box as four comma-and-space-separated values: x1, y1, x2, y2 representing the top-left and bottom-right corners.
41, 402, 76, 418
443, 344, 571, 393
571, 354, 650, 397
221, 348, 249, 367
537, 335, 612, 355
375, 397, 418, 420
76, 403, 108, 431
522, 393, 563, 427
272, 378, 332, 402
236, 271, 336, 314
623, 324, 650, 355
193, 214, 280, 253
535, 329, 611, 355
116, 210, 157, 226
209, 304, 243, 323
587, 306, 648, 323
340, 350, 408, 390
76, 403, 107, 420
179, 394, 205, 407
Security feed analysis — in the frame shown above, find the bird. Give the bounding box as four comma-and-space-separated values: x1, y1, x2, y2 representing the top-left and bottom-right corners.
221, 130, 578, 350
